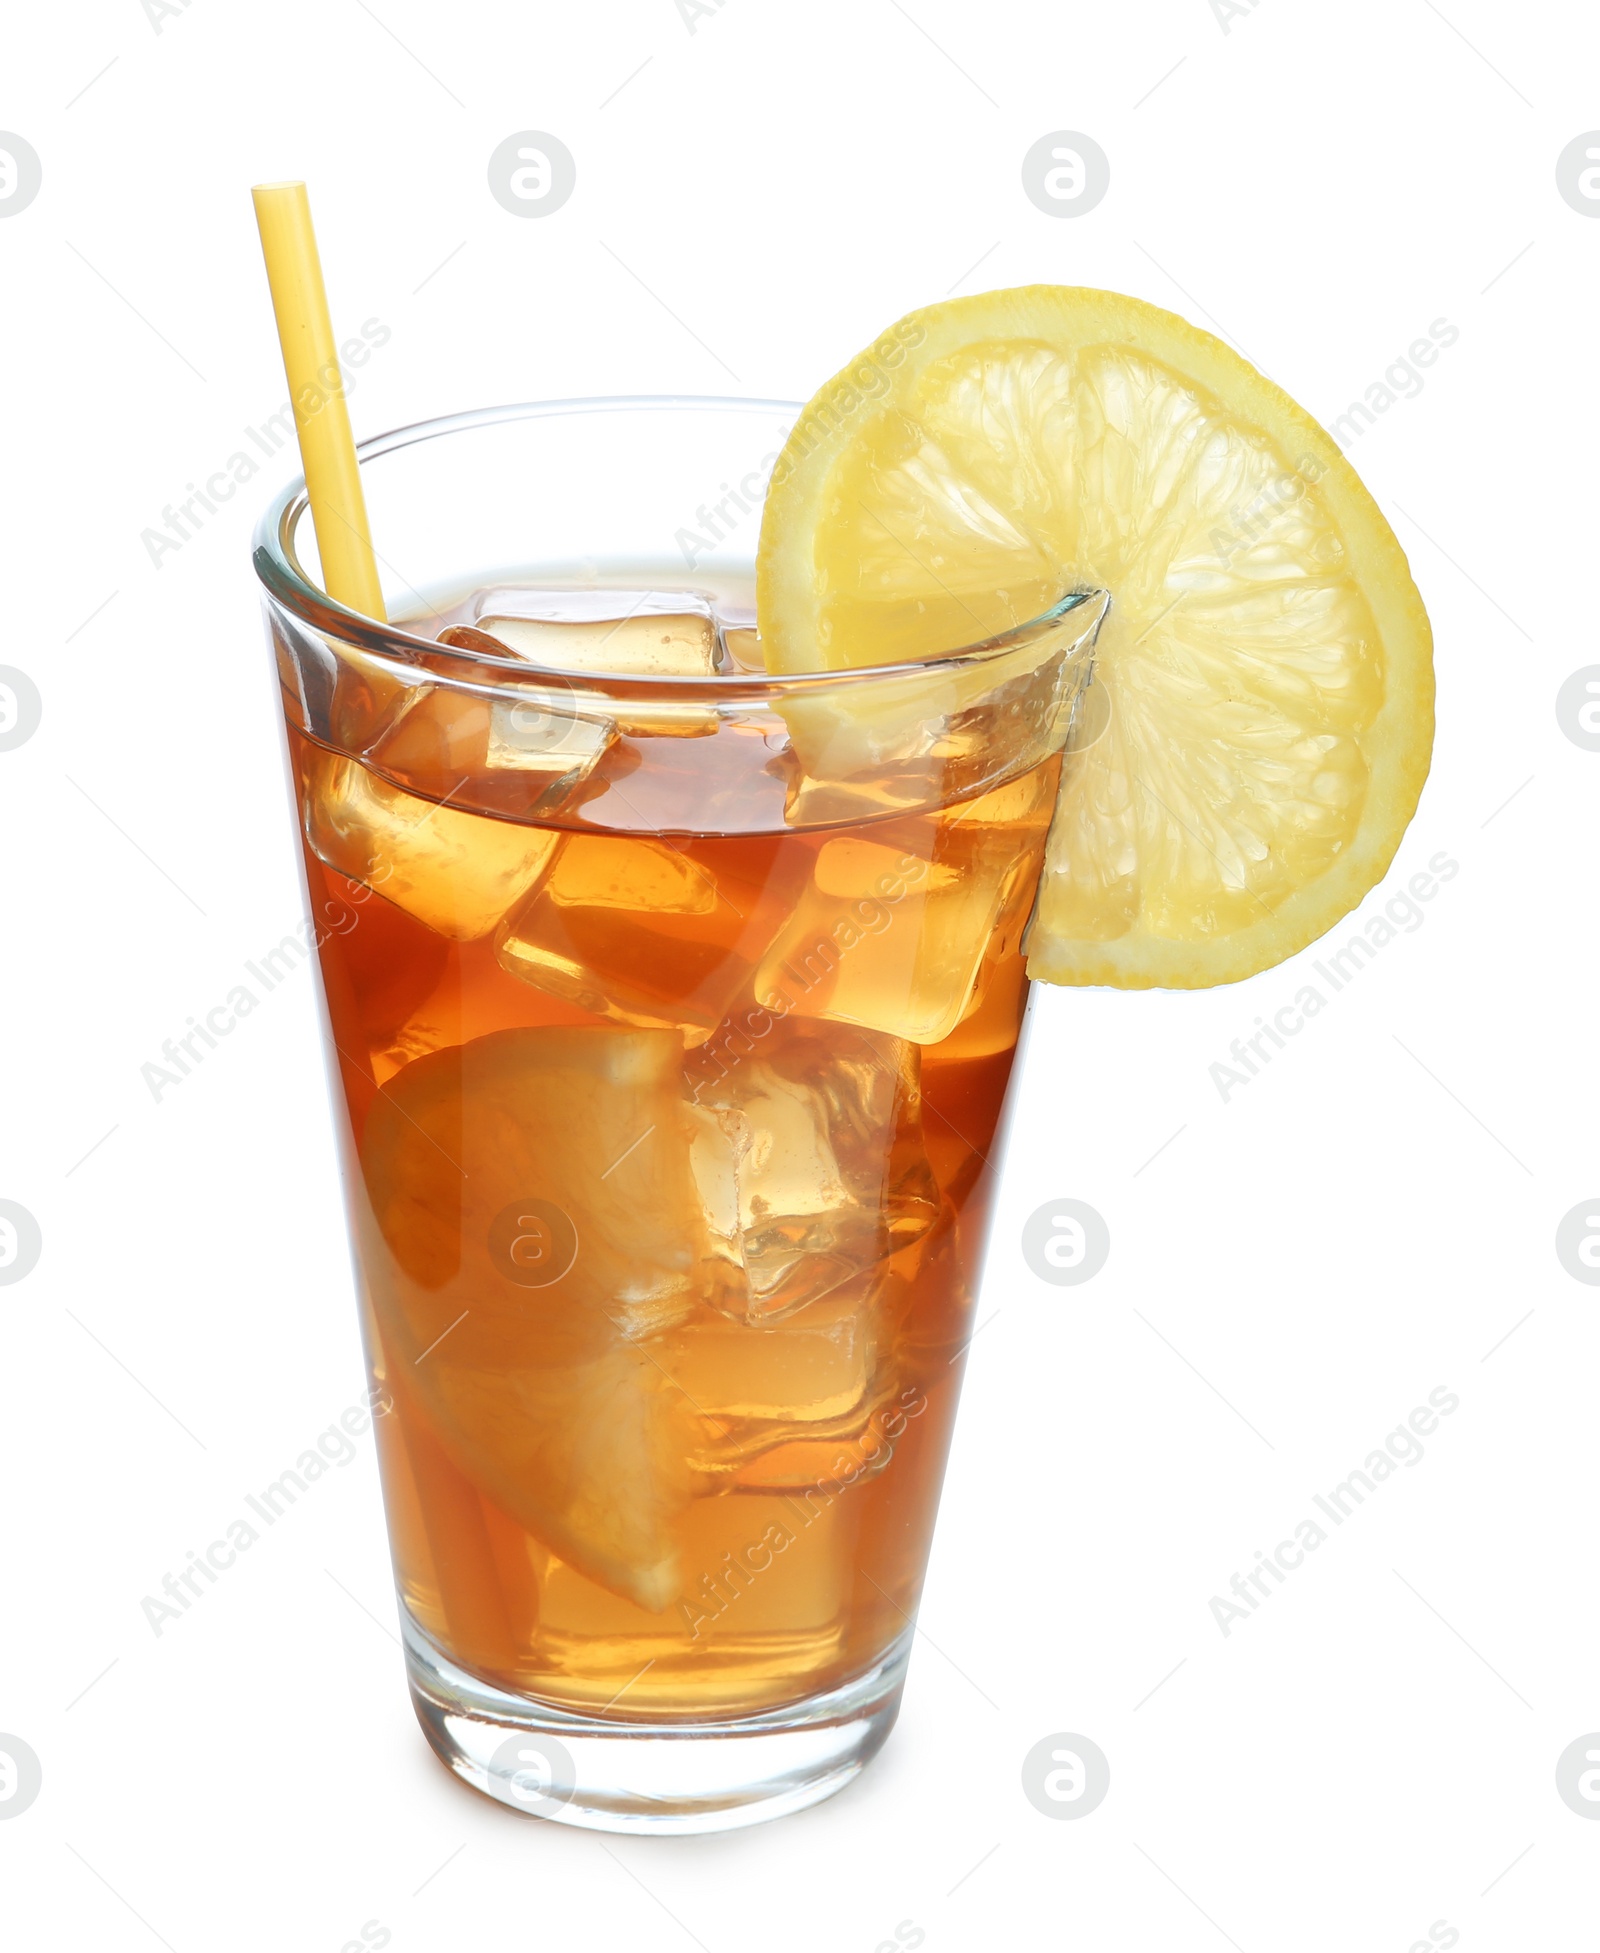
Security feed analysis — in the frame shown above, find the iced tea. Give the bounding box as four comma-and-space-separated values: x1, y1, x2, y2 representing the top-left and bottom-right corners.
292, 584, 1061, 1722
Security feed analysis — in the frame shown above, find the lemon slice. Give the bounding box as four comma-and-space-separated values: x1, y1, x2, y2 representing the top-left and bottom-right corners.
757, 286, 1434, 988
359, 1027, 705, 1609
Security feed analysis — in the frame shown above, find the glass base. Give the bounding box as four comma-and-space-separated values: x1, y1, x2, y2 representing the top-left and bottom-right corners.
402, 1610, 911, 1835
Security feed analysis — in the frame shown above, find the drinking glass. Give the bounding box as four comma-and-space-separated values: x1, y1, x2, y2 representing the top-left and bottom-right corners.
253, 398, 1107, 1832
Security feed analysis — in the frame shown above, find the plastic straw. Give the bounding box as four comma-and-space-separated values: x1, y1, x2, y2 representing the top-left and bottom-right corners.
251, 182, 386, 619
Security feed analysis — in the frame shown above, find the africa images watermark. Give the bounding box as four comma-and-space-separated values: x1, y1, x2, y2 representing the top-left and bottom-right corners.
1209, 1385, 1459, 1637
1202, 447, 1328, 565
685, 850, 932, 1101
1328, 318, 1459, 449
676, 0, 736, 32
768, 316, 927, 494
140, 1387, 391, 1637
675, 453, 781, 569
141, 873, 396, 1101
1210, 0, 1269, 32
141, 915, 336, 1099
1208, 850, 1459, 1103
140, 317, 392, 569
677, 1385, 928, 1639
141, 0, 203, 32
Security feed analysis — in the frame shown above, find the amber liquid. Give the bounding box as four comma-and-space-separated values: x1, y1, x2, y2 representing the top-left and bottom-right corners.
294, 715, 1056, 1722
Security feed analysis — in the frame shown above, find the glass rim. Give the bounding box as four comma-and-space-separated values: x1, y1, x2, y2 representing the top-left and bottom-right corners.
250, 395, 1108, 698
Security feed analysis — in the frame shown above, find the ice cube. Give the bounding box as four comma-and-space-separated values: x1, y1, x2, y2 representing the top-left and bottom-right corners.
668, 1491, 850, 1643
716, 1230, 953, 1493
720, 626, 767, 673
327, 643, 429, 754
475, 593, 726, 739
528, 1488, 851, 1659
685, 1019, 941, 1320
303, 745, 558, 942
495, 831, 811, 1039
368, 662, 616, 820
477, 600, 721, 678
709, 599, 767, 675
485, 694, 615, 777
753, 766, 1055, 1045
666, 1283, 876, 1427
435, 623, 526, 660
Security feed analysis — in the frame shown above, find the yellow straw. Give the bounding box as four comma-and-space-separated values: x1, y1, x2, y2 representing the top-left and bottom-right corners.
251, 182, 386, 620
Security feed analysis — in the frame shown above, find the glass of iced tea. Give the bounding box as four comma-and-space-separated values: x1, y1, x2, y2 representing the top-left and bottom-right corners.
253, 399, 1106, 1832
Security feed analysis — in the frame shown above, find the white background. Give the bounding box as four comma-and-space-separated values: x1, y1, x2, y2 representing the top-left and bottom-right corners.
2, 1, 1595, 1947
